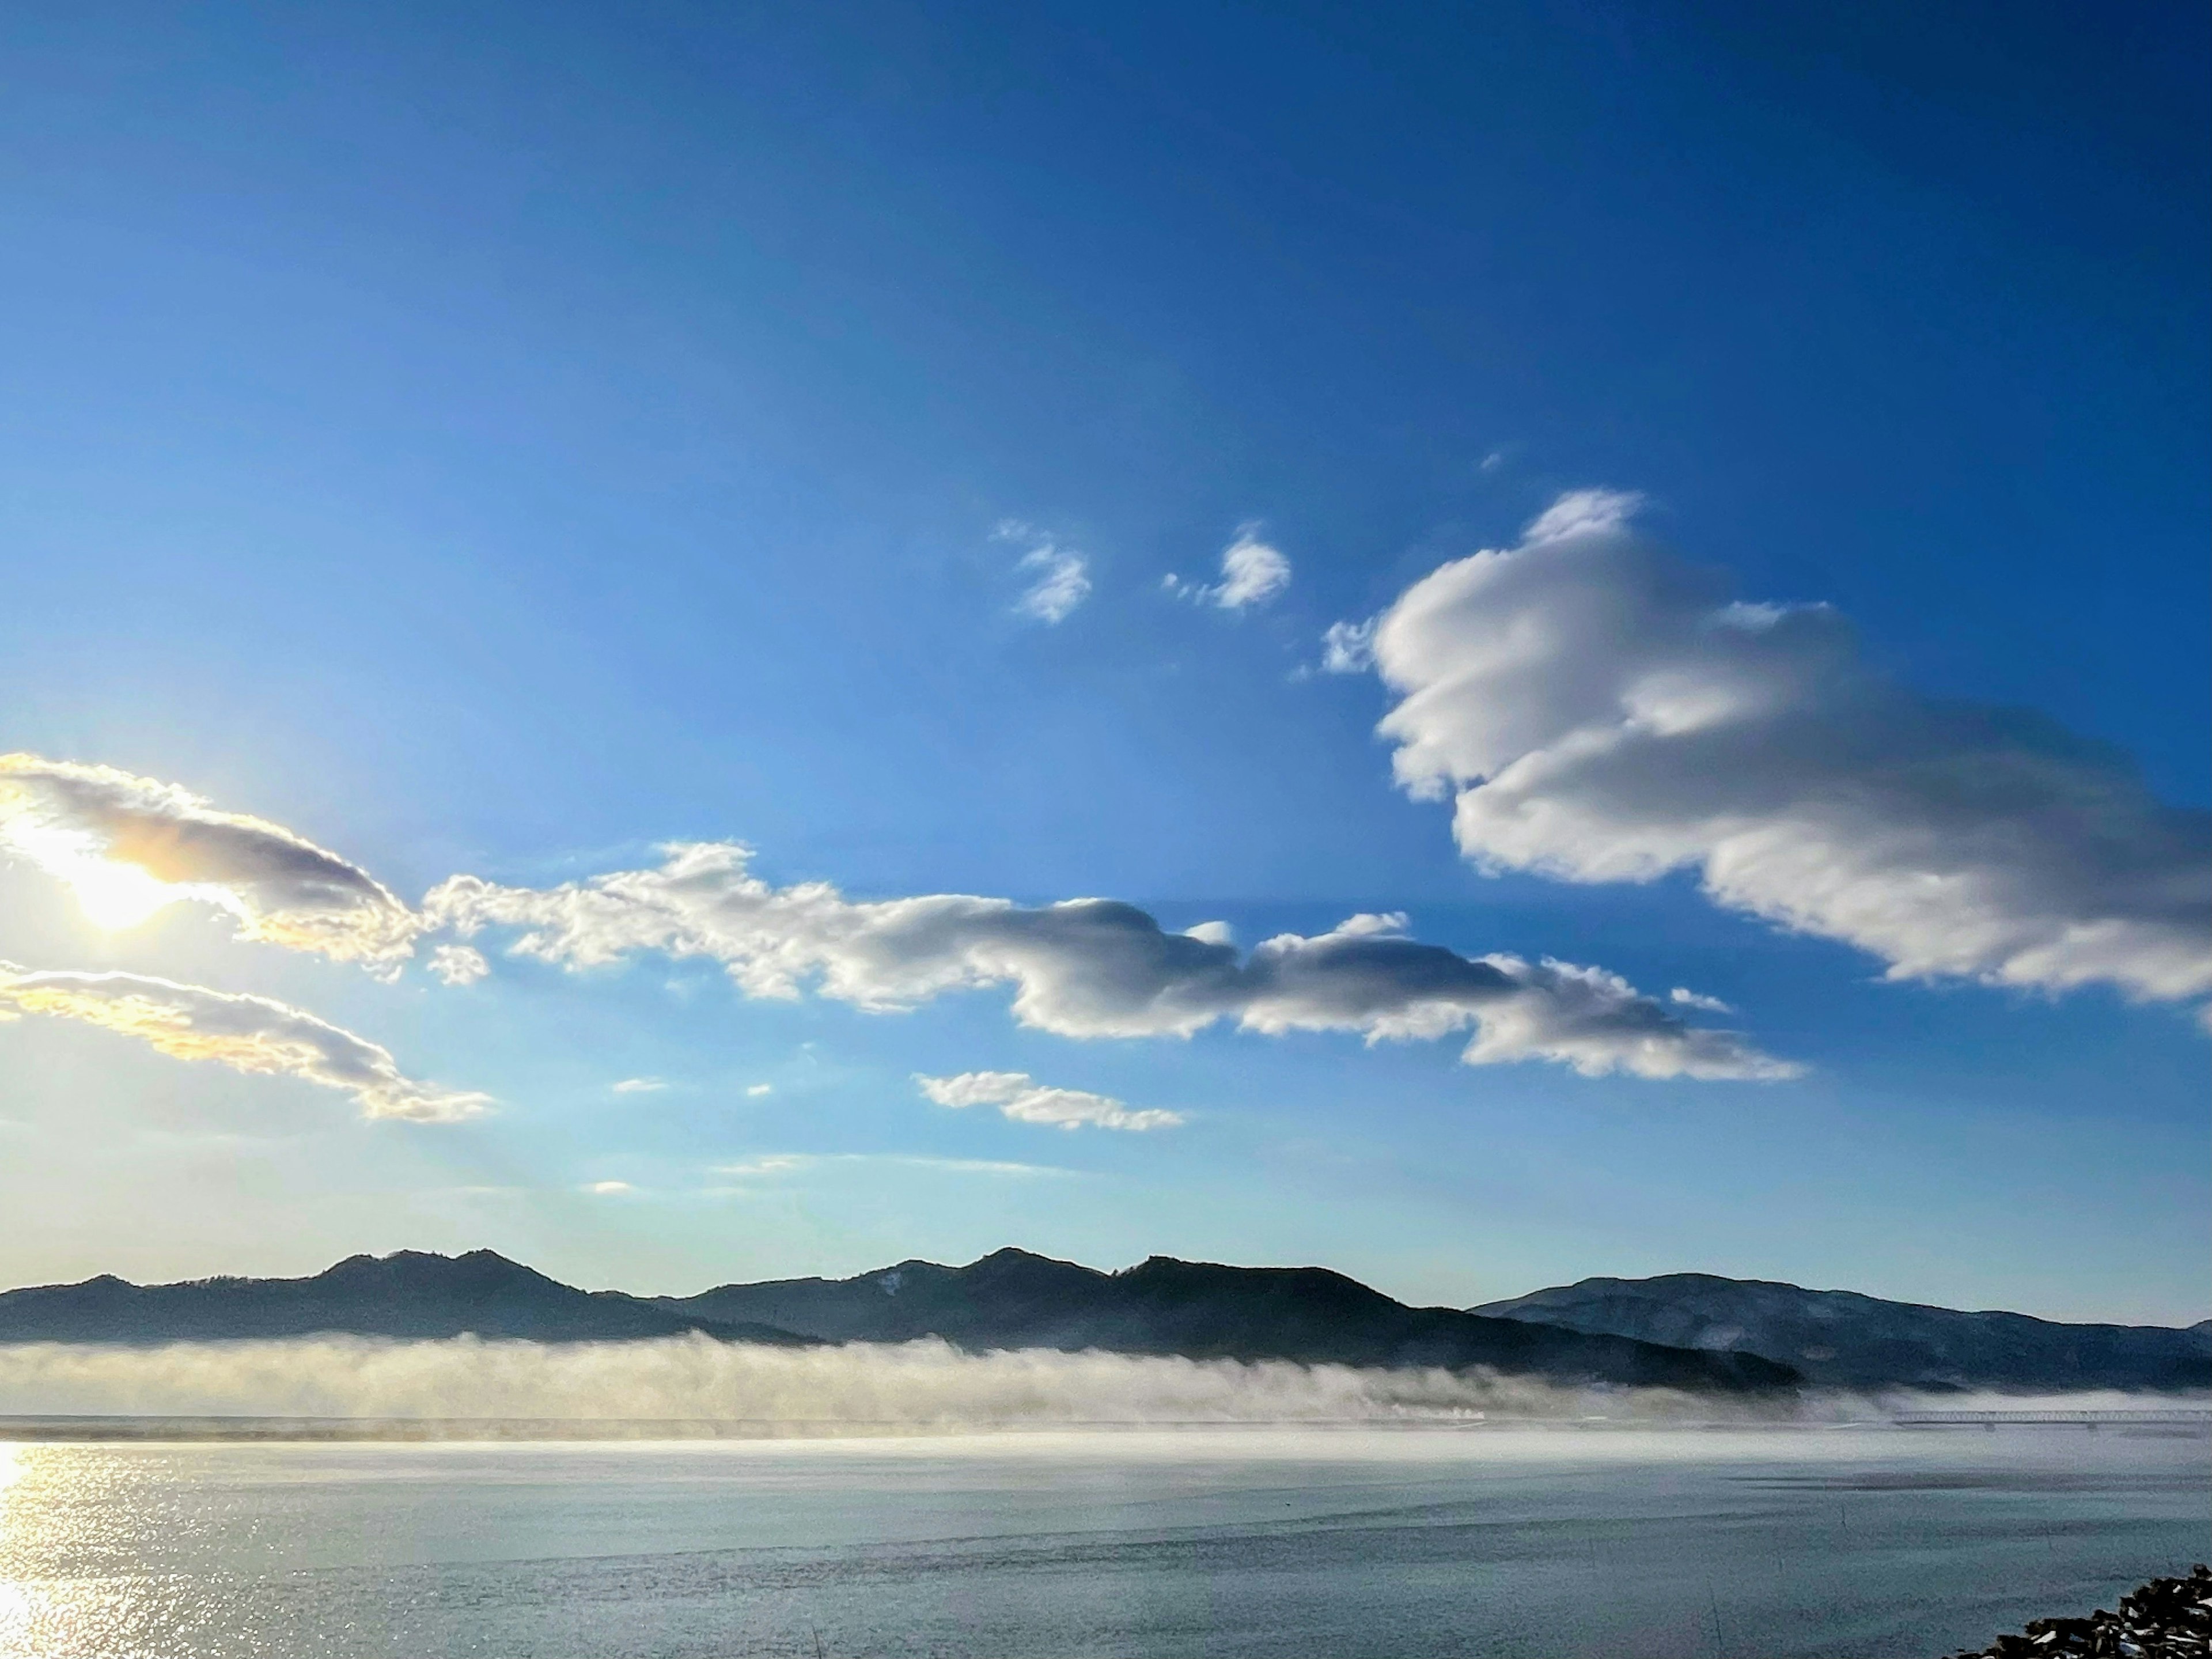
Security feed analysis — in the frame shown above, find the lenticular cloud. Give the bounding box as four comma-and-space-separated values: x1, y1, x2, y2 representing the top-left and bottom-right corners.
0, 965, 488, 1122
0, 755, 421, 970
425, 846, 1793, 1080
1354, 491, 2212, 1010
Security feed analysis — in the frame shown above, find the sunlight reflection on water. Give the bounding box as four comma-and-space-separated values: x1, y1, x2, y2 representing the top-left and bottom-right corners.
0, 1427, 2202, 1659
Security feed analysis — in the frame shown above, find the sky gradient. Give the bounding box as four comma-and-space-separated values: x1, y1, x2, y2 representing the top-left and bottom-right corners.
1, 1, 2206, 1323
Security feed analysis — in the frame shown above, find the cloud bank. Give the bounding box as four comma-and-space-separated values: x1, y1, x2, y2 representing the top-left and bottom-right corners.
0, 965, 487, 1122
0, 755, 419, 970
1357, 491, 2212, 1011
1166, 527, 1292, 611
915, 1070, 1184, 1132
424, 845, 1791, 1079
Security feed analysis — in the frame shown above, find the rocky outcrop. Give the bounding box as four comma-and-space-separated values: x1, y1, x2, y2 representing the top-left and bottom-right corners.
1945, 1565, 2212, 1658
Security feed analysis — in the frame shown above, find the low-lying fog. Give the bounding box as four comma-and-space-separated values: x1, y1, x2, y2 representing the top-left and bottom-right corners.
0, 1334, 2200, 1436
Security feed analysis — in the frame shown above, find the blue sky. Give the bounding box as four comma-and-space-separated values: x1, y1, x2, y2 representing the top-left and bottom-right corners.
1, 1, 2205, 1322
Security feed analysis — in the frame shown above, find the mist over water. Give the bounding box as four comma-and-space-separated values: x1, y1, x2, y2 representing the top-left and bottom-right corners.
0, 1335, 2198, 1432
0, 1335, 1698, 1427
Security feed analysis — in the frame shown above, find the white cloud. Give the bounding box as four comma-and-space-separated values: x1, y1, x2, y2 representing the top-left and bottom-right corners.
423, 843, 1792, 1080
1168, 526, 1292, 611
1017, 548, 1090, 623
745, 1082, 774, 1097
1362, 490, 2212, 1010
0, 755, 421, 971
611, 1077, 666, 1094
1320, 617, 1377, 674
426, 944, 489, 986
1669, 987, 1734, 1014
1521, 486, 1646, 543
584, 1180, 634, 1195
0, 964, 488, 1122
915, 1070, 1183, 1132
997, 522, 1090, 624
1212, 531, 1292, 609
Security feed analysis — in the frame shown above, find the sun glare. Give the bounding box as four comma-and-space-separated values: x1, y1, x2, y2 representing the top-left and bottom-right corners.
64, 861, 180, 931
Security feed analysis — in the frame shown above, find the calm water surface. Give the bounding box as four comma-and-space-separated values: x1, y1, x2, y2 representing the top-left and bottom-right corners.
0, 1426, 2204, 1658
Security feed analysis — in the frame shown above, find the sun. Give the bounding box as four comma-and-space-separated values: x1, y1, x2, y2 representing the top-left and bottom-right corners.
63, 859, 180, 931
1, 822, 187, 931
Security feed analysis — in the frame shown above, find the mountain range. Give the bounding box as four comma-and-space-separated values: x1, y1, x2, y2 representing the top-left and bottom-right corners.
1473, 1273, 2212, 1393
1, 1248, 2203, 1395
652, 1248, 1792, 1389
0, 1249, 806, 1346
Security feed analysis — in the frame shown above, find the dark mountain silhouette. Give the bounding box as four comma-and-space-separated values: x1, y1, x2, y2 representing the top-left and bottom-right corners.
0, 1249, 808, 1346
655, 1247, 1799, 1391
16, 1250, 2193, 1395
1470, 1273, 2212, 1393
0, 1247, 1795, 1389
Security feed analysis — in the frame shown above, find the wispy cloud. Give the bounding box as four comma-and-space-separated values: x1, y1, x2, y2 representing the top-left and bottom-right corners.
1165, 525, 1291, 611
707, 1152, 1069, 1183
425, 847, 1793, 1080
583, 1180, 634, 1195
744, 1082, 774, 1097
611, 1077, 666, 1094
1360, 488, 2212, 1011
0, 964, 488, 1122
710, 1154, 814, 1178
1319, 617, 1377, 674
915, 1069, 1183, 1132
889, 1155, 1066, 1177
997, 521, 1091, 624
0, 755, 420, 971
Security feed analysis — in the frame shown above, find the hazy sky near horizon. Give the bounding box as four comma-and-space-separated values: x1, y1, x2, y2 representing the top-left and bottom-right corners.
1, 1, 2206, 1323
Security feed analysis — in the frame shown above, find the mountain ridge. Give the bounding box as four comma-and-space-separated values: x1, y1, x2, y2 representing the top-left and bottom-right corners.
3, 1249, 2200, 1393
0, 1248, 808, 1347
1471, 1271, 2212, 1392
649, 1245, 1796, 1390
0, 1246, 1796, 1391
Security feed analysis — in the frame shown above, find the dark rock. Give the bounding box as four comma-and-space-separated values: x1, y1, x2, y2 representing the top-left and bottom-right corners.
1945, 1565, 2212, 1659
